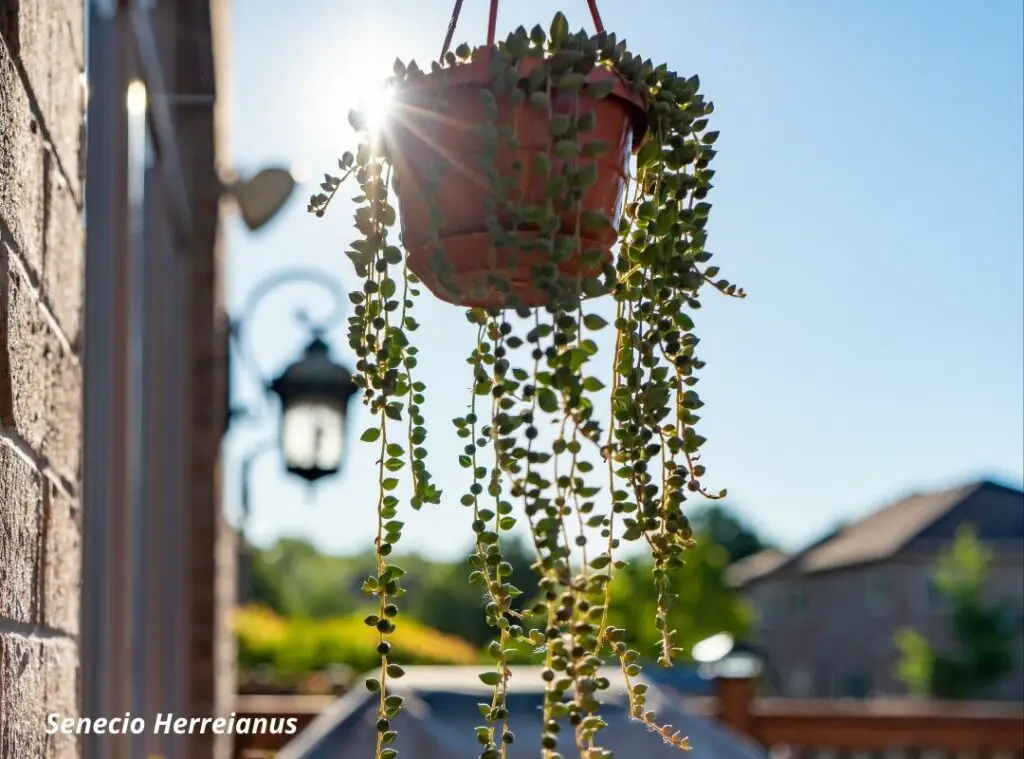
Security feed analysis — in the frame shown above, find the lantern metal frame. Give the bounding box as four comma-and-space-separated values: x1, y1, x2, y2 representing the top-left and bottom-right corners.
269, 332, 360, 482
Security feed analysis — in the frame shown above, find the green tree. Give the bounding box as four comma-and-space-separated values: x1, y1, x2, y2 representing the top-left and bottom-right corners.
895, 525, 1020, 699
249, 538, 362, 619
402, 537, 542, 648
250, 547, 284, 611
689, 504, 771, 564
607, 530, 752, 661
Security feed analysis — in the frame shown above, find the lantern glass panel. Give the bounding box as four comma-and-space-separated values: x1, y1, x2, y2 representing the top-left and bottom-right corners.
280, 397, 345, 475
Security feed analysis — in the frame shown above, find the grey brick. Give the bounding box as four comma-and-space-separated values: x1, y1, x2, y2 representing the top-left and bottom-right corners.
0, 443, 43, 625
43, 480, 79, 636
6, 0, 84, 191
42, 164, 83, 344
0, 245, 82, 484
42, 639, 79, 758
0, 632, 46, 758
0, 634, 78, 758
0, 42, 46, 278
0, 36, 83, 343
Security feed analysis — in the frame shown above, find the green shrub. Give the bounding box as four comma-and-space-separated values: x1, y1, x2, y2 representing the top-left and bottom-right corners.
235, 605, 290, 669
235, 604, 480, 677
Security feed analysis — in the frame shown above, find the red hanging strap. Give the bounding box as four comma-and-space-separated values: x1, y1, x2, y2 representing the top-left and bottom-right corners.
586, 0, 606, 34
487, 0, 499, 47
442, 0, 606, 58
439, 0, 466, 59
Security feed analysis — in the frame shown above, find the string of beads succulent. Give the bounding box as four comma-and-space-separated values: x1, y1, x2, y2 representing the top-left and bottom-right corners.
308, 12, 745, 759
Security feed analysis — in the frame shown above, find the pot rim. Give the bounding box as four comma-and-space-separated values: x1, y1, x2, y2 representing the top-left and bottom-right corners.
391, 46, 649, 150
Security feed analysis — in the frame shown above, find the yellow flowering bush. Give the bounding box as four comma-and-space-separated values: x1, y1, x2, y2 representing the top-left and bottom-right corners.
235, 605, 480, 677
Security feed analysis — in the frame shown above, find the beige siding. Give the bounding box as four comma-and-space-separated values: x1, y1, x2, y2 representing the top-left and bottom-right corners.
748, 556, 1024, 699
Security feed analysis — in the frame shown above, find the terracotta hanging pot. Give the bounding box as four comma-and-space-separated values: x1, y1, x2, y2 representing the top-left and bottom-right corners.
384, 51, 647, 309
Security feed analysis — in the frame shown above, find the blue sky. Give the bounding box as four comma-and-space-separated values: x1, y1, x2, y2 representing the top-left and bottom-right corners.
222, 0, 1023, 560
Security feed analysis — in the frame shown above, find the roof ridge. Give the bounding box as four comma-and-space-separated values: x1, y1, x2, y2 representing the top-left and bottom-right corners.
765, 480, 998, 579
973, 478, 1024, 496
894, 480, 985, 548
846, 478, 981, 528
730, 479, 1021, 584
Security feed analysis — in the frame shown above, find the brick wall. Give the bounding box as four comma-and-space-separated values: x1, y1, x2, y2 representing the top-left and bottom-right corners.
0, 0, 84, 756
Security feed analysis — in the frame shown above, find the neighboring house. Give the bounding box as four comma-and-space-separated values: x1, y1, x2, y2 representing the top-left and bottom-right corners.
1, 1, 234, 758
278, 666, 769, 759
728, 480, 1024, 701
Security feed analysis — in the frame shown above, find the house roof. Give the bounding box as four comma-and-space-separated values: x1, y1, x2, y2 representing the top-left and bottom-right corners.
725, 548, 790, 588
278, 665, 768, 759
733, 479, 1023, 585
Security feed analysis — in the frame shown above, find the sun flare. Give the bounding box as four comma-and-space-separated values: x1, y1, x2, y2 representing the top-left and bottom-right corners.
358, 83, 394, 133
333, 51, 396, 137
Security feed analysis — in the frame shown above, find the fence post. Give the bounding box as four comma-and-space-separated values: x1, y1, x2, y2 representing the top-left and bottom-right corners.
714, 674, 757, 741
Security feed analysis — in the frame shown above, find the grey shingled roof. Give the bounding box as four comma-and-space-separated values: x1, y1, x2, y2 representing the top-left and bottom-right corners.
725, 548, 790, 588
732, 479, 1023, 585
278, 665, 768, 759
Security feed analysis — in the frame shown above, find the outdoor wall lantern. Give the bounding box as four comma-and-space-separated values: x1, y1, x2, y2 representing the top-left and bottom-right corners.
269, 333, 359, 482
226, 267, 360, 485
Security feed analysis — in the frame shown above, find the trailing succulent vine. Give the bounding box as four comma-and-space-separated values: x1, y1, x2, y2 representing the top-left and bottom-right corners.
308, 12, 745, 759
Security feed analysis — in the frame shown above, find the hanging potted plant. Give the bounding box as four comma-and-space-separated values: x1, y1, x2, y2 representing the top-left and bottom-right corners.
308, 2, 746, 757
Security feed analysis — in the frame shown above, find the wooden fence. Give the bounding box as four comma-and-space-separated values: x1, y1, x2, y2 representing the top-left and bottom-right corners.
713, 677, 1024, 759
